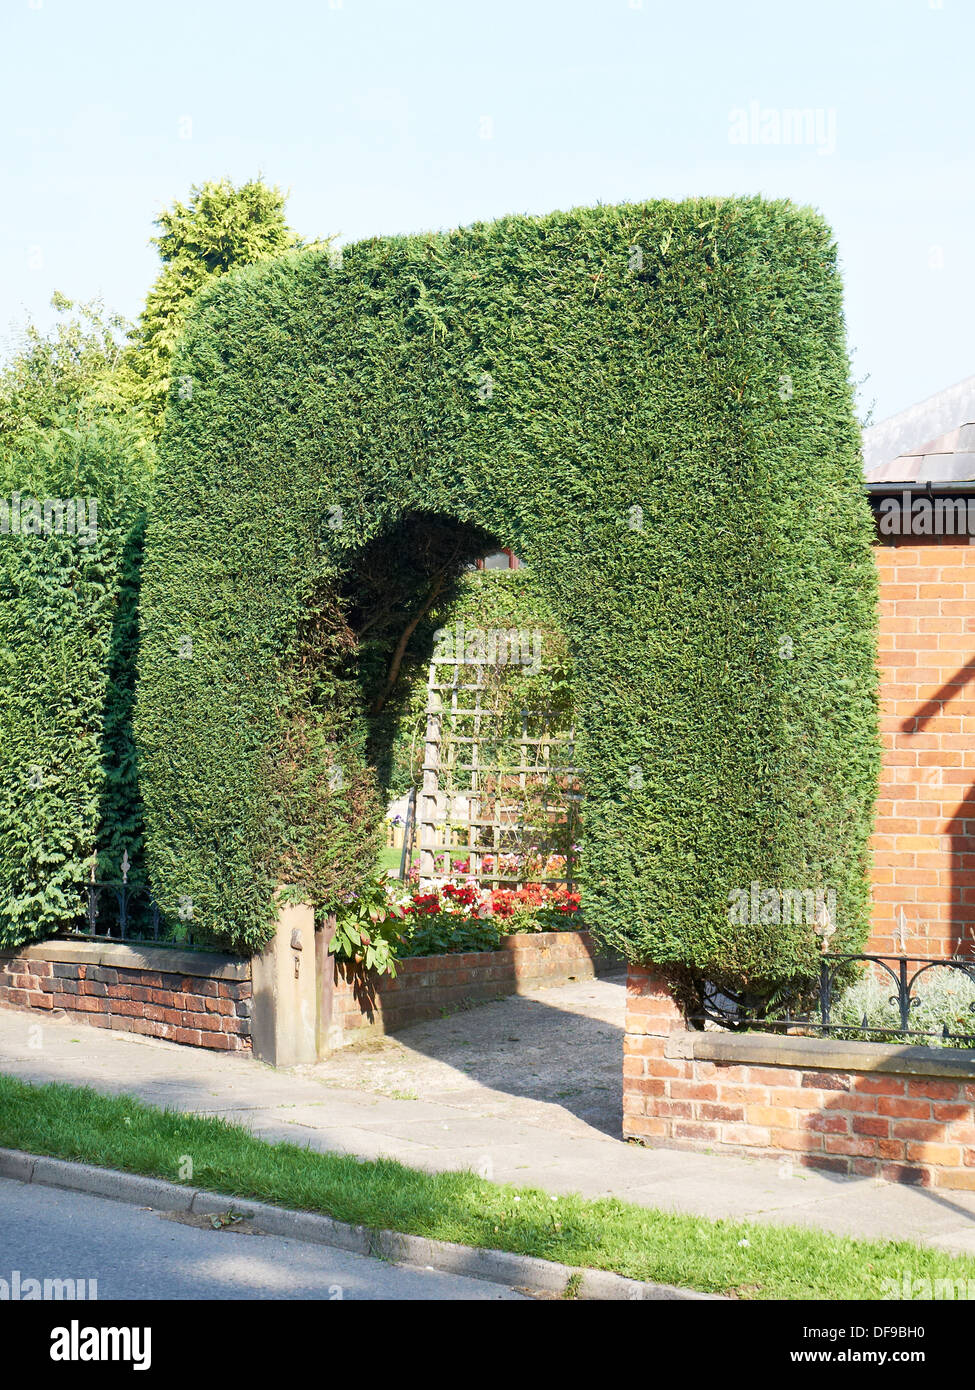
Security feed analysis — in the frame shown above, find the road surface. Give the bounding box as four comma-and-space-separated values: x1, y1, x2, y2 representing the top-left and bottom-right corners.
0, 1177, 526, 1300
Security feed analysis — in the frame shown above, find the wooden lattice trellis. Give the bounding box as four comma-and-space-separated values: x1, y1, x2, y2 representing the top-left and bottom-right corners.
416, 650, 581, 890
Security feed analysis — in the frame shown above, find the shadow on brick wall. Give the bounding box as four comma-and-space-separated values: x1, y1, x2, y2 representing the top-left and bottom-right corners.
903, 657, 975, 958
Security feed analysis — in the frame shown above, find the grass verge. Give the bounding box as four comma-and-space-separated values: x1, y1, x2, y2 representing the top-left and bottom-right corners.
0, 1073, 970, 1300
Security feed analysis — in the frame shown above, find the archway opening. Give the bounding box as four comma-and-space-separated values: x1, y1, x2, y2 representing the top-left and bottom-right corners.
338, 508, 583, 937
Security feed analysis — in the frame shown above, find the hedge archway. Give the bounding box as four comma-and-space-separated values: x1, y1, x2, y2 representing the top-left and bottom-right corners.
135, 196, 879, 993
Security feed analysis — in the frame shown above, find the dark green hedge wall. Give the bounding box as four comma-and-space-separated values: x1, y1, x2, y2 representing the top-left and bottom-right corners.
137, 196, 879, 988
0, 423, 152, 947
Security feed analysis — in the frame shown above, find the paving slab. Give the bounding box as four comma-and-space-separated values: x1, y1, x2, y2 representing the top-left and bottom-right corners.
3, 976, 975, 1255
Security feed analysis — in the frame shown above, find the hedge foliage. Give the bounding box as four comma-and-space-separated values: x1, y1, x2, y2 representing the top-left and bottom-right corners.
137, 196, 879, 988
0, 422, 153, 946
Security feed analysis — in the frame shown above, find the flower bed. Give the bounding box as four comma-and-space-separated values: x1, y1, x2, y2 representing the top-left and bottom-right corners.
329, 873, 584, 977
400, 879, 581, 958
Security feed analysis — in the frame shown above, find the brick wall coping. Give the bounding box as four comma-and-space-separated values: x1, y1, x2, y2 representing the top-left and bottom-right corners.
499, 931, 610, 950
667, 1029, 975, 1079
0, 939, 248, 981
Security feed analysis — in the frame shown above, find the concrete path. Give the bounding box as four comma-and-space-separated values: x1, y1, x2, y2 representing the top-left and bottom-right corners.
3, 976, 975, 1257
0, 1176, 524, 1300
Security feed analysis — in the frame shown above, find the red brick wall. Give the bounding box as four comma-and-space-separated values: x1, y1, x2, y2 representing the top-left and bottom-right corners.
624, 965, 975, 1189
0, 947, 252, 1051
870, 534, 975, 957
329, 930, 619, 1044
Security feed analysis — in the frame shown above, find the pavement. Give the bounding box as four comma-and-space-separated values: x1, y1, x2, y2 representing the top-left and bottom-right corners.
0, 1176, 524, 1300
3, 974, 975, 1257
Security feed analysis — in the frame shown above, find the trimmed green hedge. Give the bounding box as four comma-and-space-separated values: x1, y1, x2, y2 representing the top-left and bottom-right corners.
0, 423, 153, 946
137, 197, 879, 989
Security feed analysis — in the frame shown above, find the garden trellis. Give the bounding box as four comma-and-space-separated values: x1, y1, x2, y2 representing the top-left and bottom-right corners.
417, 645, 581, 890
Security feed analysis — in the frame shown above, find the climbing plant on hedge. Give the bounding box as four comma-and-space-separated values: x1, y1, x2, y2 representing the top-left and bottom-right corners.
136, 196, 879, 993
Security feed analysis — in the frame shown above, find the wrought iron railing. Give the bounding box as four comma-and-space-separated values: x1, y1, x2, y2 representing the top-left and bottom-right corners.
692, 952, 975, 1046
61, 854, 198, 949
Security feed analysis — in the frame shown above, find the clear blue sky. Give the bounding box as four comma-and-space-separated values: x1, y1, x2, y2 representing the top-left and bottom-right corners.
2, 0, 972, 423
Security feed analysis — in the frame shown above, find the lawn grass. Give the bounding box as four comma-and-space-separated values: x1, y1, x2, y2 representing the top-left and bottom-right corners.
0, 1072, 970, 1300
376, 845, 406, 877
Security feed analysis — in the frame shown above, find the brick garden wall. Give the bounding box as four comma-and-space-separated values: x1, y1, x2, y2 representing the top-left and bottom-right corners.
624, 964, 975, 1188
327, 930, 620, 1045
870, 531, 975, 957
0, 941, 252, 1051
0, 930, 619, 1059
618, 530, 975, 1185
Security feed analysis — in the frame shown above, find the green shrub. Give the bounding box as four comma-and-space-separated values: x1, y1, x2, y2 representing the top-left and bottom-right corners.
0, 422, 153, 946
136, 196, 878, 989
401, 916, 505, 959
328, 875, 406, 977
